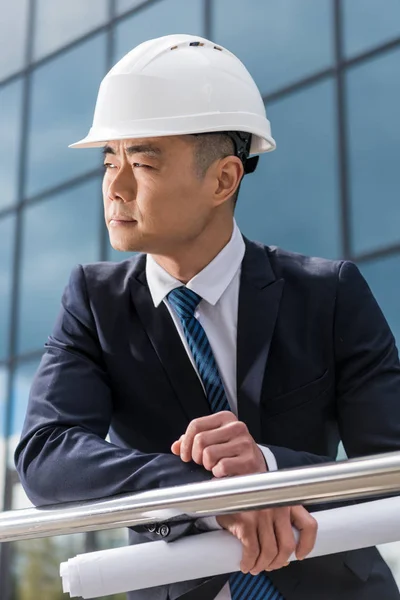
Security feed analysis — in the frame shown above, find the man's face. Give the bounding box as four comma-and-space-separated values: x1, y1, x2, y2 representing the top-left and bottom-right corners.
102, 136, 216, 254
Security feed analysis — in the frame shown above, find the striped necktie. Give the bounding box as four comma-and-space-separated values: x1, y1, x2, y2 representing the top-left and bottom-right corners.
167, 286, 284, 600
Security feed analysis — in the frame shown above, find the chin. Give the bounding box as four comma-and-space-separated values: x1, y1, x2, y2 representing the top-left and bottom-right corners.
109, 235, 142, 253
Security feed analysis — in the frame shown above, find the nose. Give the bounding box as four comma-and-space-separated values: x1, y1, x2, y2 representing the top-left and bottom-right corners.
107, 164, 136, 203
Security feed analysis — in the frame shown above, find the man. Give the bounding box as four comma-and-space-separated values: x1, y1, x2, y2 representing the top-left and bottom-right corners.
15, 34, 400, 600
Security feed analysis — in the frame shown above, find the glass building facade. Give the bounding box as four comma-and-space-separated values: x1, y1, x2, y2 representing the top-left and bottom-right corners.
0, 0, 399, 597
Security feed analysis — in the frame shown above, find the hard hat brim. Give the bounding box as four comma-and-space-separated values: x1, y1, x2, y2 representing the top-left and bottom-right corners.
69, 113, 276, 155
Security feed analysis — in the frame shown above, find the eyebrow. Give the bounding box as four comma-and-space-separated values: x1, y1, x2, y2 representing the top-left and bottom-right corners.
102, 144, 162, 158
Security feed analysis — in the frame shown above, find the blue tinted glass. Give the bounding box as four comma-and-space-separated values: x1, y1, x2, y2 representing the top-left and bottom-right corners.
116, 0, 149, 14
0, 365, 7, 509
9, 358, 39, 442
212, 0, 334, 95
236, 79, 340, 259
114, 0, 204, 62
17, 178, 102, 354
0, 0, 29, 79
0, 215, 15, 360
11, 533, 86, 596
359, 254, 400, 346
107, 244, 136, 262
347, 49, 400, 255
343, 0, 400, 58
0, 80, 23, 209
0, 365, 7, 434
26, 35, 107, 198
33, 0, 108, 60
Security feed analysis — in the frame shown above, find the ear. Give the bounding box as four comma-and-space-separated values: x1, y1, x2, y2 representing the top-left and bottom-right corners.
213, 156, 244, 206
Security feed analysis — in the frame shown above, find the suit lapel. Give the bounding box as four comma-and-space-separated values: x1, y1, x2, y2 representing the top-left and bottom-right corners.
129, 257, 211, 423
237, 239, 284, 443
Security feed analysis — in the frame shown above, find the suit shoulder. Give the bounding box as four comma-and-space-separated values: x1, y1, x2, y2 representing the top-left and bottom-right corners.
76, 254, 145, 293
264, 244, 344, 284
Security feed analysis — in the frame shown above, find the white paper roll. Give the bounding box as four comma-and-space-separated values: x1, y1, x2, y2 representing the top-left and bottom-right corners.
60, 496, 400, 598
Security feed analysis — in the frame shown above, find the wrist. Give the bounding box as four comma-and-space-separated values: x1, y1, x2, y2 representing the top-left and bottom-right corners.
257, 446, 268, 472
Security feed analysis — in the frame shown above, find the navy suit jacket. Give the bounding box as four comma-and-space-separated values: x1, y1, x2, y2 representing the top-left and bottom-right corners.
15, 238, 400, 600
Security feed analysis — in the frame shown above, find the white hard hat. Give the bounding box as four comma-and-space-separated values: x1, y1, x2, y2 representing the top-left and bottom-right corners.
69, 34, 276, 156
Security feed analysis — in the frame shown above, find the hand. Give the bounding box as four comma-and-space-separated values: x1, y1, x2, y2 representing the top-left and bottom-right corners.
217, 506, 317, 574
171, 412, 267, 477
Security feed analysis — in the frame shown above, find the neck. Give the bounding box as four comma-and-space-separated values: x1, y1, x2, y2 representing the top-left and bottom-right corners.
151, 220, 234, 283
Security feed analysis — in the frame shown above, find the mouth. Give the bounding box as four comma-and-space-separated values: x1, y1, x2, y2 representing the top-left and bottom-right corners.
109, 218, 137, 227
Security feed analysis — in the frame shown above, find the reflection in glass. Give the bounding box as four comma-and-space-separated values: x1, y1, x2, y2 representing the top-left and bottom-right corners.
343, 0, 400, 58
116, 0, 150, 14
107, 244, 136, 262
0, 0, 29, 79
359, 255, 400, 346
347, 49, 400, 255
95, 528, 128, 550
33, 0, 108, 60
0, 365, 8, 511
26, 35, 107, 198
236, 79, 340, 259
0, 215, 15, 360
17, 178, 101, 354
0, 80, 23, 209
9, 358, 40, 464
212, 0, 333, 95
114, 0, 204, 62
11, 486, 86, 600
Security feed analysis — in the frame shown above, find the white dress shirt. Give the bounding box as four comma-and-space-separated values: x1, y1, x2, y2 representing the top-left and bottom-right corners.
146, 220, 277, 600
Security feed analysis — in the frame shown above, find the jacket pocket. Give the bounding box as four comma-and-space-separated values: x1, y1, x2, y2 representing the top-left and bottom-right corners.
263, 368, 332, 416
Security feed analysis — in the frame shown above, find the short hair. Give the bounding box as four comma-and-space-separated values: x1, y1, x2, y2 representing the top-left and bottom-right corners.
190, 133, 243, 207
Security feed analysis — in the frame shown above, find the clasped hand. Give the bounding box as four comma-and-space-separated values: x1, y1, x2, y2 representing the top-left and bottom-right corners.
171, 411, 317, 573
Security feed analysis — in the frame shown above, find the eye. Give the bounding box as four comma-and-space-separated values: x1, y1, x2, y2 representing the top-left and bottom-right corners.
103, 162, 116, 170
132, 162, 151, 169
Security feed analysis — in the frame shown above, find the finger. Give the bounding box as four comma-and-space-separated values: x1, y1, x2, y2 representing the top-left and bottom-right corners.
170, 436, 184, 455
191, 429, 235, 466
291, 507, 318, 560
249, 513, 277, 575
212, 454, 253, 478
180, 412, 236, 462
266, 509, 296, 571
239, 522, 261, 574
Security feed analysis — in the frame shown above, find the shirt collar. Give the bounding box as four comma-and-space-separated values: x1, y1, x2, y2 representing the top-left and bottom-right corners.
146, 220, 245, 308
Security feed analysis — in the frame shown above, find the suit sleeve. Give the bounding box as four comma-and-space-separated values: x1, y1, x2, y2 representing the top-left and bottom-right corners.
262, 261, 400, 470
14, 265, 212, 539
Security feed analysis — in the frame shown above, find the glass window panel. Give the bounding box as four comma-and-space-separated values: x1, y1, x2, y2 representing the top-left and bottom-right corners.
236, 79, 340, 259
0, 366, 8, 511
11, 506, 86, 600
9, 358, 40, 463
17, 178, 102, 354
26, 35, 107, 198
0, 0, 29, 79
212, 0, 334, 96
10, 484, 124, 600
0, 80, 23, 209
0, 215, 15, 360
116, 0, 150, 14
107, 244, 135, 262
347, 49, 400, 255
359, 254, 400, 346
95, 529, 128, 550
343, 0, 400, 58
33, 0, 109, 60
114, 0, 204, 62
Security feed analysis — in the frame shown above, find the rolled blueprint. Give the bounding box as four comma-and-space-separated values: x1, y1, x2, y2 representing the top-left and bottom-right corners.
60, 496, 400, 598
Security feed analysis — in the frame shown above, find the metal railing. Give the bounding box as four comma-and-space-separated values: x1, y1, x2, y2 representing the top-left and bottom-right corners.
2, 451, 400, 543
